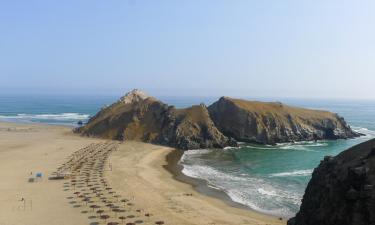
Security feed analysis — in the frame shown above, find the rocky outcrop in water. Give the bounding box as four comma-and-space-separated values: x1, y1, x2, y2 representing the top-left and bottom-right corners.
208, 97, 360, 145
76, 89, 235, 150
288, 138, 375, 225
76, 89, 360, 149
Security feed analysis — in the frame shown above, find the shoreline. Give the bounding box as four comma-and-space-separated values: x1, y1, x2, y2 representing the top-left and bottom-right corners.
106, 141, 285, 225
164, 149, 260, 211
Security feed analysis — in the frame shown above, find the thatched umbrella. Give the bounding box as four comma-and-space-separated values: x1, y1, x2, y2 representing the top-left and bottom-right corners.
78, 194, 86, 199
112, 208, 121, 217
83, 197, 90, 206
90, 204, 100, 212
120, 199, 128, 207
117, 209, 125, 213
119, 216, 126, 224
96, 209, 104, 216
114, 195, 121, 202
71, 182, 76, 190
106, 203, 114, 208
107, 222, 119, 225
100, 214, 110, 223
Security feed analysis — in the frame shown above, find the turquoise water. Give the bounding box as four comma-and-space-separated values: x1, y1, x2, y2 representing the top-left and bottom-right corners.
179, 99, 375, 218
0, 95, 374, 217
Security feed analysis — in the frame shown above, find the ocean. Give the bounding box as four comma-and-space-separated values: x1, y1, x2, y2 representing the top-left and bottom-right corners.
0, 95, 374, 218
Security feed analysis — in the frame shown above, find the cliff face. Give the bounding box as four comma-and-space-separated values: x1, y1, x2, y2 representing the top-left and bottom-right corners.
208, 97, 360, 145
288, 139, 375, 225
77, 90, 360, 149
76, 90, 235, 150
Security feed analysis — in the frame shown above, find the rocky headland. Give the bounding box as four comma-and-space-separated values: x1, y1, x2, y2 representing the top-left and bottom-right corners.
76, 89, 361, 150
288, 138, 375, 225
208, 97, 360, 144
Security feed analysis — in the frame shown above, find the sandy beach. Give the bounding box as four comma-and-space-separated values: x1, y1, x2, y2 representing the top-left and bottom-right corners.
0, 121, 285, 225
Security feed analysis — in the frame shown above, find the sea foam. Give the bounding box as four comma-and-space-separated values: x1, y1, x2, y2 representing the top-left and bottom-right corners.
180, 150, 303, 218
269, 169, 313, 177
0, 113, 90, 125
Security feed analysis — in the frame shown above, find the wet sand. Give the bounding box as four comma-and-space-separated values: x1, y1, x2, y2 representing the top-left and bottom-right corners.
0, 121, 285, 225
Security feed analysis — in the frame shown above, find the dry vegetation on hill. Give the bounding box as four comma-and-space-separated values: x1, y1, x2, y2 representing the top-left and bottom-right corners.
76, 90, 360, 149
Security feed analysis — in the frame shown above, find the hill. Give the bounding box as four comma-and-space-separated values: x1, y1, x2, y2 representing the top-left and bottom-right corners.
208, 97, 360, 144
76, 90, 360, 149
76, 89, 235, 149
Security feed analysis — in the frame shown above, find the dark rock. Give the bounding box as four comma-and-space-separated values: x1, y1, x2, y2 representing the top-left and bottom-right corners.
288, 139, 375, 225
346, 187, 359, 200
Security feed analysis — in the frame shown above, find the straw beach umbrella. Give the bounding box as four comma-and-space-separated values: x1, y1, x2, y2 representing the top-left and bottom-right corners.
119, 216, 126, 224
107, 222, 119, 225
96, 209, 104, 216
100, 215, 110, 223
90, 204, 100, 212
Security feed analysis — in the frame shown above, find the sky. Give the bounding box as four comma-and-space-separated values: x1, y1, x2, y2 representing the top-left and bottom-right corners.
0, 0, 375, 99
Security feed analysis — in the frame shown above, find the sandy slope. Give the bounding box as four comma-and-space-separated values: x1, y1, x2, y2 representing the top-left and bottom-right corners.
0, 122, 284, 225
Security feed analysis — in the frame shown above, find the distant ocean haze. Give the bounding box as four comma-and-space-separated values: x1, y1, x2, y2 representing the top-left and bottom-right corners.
0, 95, 374, 217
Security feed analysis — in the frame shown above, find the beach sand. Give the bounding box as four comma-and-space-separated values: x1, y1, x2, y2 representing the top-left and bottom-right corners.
0, 122, 285, 225
0, 122, 95, 225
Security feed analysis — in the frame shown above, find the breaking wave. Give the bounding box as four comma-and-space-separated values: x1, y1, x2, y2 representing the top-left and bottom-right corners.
180, 150, 303, 218
0, 113, 90, 125
269, 169, 313, 177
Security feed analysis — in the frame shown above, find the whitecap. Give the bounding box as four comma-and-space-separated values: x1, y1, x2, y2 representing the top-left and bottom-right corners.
179, 157, 302, 218
223, 146, 240, 150
269, 169, 313, 177
0, 113, 90, 121
352, 126, 375, 138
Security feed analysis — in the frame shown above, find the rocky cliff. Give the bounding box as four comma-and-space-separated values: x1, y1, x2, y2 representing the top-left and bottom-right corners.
76, 89, 235, 150
208, 97, 360, 145
288, 139, 375, 225
76, 90, 360, 149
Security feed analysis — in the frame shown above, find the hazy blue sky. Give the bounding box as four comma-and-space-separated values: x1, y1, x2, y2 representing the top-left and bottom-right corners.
1, 1, 374, 99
